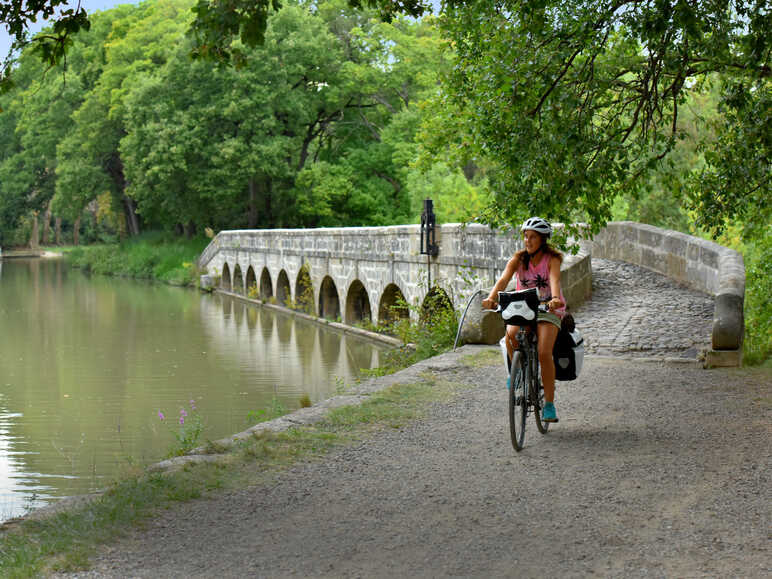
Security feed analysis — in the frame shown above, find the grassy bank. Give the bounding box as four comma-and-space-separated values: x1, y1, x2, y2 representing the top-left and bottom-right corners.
0, 365, 475, 577
65, 232, 209, 286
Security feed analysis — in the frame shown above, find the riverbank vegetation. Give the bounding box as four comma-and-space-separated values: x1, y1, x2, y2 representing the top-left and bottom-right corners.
66, 232, 209, 286
0, 373, 467, 576
0, 0, 768, 365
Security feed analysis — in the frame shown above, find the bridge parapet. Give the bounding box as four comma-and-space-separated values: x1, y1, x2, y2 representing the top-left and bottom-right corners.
197, 224, 592, 340
587, 221, 745, 366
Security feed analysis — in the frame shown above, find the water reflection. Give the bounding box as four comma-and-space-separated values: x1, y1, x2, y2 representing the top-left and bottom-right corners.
319, 331, 341, 367
0, 259, 387, 522
246, 307, 258, 329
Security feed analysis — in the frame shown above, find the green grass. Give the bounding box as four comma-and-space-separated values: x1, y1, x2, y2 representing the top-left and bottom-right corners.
0, 376, 465, 577
461, 349, 501, 368
65, 232, 209, 286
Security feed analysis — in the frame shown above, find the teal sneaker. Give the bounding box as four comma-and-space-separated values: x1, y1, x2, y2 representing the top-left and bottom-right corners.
542, 402, 559, 423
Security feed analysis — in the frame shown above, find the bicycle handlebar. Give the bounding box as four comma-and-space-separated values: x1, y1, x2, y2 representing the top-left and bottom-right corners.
482, 300, 553, 315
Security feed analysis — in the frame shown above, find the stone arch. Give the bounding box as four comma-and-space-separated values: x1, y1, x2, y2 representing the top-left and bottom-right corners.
260, 267, 273, 300
232, 264, 244, 295
245, 266, 257, 298
294, 264, 315, 314
378, 283, 409, 326
276, 270, 291, 306
421, 286, 454, 325
345, 280, 372, 325
318, 276, 341, 320
221, 262, 232, 291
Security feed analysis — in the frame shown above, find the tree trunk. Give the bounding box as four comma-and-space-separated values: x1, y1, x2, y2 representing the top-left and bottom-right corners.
73, 215, 81, 246
123, 196, 141, 237
41, 200, 52, 246
55, 217, 62, 245
248, 177, 258, 228
185, 221, 197, 238
263, 178, 273, 227
29, 211, 40, 249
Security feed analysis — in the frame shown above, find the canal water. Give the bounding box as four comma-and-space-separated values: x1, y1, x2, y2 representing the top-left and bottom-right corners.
0, 258, 385, 521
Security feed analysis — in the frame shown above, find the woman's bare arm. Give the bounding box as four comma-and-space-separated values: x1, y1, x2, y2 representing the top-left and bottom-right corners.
482, 257, 517, 309
548, 255, 564, 310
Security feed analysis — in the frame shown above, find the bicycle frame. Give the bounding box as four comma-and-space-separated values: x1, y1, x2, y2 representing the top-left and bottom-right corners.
504, 301, 551, 451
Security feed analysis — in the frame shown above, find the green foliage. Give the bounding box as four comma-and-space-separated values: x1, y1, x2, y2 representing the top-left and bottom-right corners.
686, 79, 771, 239
159, 402, 205, 457
428, 1, 770, 243
67, 232, 208, 285
2, 0, 467, 244
365, 285, 459, 375
742, 232, 772, 365
246, 396, 288, 425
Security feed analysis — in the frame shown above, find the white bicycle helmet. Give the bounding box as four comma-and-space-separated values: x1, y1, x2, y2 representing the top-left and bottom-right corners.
521, 217, 552, 238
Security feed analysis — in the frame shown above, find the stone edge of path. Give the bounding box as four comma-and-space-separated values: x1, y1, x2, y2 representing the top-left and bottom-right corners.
12, 348, 705, 527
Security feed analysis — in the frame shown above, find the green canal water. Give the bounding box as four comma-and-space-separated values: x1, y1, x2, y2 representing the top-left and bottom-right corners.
0, 258, 385, 521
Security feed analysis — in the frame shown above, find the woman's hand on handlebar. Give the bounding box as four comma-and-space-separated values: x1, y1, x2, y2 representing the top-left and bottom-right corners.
481, 297, 497, 310
547, 297, 564, 312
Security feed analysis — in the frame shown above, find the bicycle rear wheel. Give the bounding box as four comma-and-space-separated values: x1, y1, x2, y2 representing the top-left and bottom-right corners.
509, 351, 528, 451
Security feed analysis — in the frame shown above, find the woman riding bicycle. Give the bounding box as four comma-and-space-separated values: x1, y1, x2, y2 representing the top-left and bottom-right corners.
481, 217, 566, 423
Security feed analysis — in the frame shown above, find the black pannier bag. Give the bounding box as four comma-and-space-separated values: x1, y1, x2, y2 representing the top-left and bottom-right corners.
553, 314, 584, 381
498, 288, 539, 326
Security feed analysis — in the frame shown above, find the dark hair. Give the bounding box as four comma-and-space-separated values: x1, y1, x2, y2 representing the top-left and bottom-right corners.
512, 236, 563, 272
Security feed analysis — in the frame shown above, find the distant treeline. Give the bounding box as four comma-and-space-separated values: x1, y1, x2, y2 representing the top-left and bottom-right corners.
0, 0, 488, 247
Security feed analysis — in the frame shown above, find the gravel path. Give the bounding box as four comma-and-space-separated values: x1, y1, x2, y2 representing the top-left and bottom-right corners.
57, 353, 770, 578
54, 259, 770, 578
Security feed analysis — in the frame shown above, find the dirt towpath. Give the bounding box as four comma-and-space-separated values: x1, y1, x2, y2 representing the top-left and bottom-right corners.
59, 350, 770, 578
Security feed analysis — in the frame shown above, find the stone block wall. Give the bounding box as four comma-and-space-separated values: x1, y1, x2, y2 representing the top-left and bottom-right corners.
198, 224, 593, 346
588, 221, 745, 365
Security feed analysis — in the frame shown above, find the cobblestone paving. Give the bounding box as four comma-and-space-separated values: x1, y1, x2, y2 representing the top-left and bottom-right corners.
572, 258, 715, 358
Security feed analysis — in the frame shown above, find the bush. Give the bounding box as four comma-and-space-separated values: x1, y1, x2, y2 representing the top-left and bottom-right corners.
367, 286, 459, 375
741, 231, 771, 365
66, 232, 209, 287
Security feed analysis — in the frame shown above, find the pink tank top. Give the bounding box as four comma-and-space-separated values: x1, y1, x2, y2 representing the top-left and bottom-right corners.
515, 254, 566, 318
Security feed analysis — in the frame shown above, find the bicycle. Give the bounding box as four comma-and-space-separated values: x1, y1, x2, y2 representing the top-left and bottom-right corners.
487, 288, 552, 452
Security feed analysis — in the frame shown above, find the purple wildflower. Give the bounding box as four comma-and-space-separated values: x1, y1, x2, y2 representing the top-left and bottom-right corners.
179, 416, 185, 425
190, 399, 196, 410
180, 408, 188, 418
158, 411, 165, 421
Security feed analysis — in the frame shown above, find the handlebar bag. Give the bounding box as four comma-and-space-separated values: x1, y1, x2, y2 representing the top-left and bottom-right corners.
498, 288, 539, 326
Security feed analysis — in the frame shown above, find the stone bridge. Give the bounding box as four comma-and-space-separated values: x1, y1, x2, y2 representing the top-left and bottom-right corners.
197, 222, 745, 367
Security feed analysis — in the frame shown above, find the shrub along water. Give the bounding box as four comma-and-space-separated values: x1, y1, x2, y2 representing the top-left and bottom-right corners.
67, 232, 209, 286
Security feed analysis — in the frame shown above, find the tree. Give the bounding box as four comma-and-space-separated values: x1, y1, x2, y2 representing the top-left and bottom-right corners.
121, 1, 443, 230
0, 0, 89, 97
54, 0, 193, 237
426, 1, 769, 241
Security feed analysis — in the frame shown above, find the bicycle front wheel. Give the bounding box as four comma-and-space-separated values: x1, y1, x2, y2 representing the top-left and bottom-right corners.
509, 351, 528, 451
534, 379, 550, 434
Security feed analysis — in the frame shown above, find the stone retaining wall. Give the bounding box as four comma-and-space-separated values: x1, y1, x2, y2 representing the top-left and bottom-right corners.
587, 222, 744, 367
